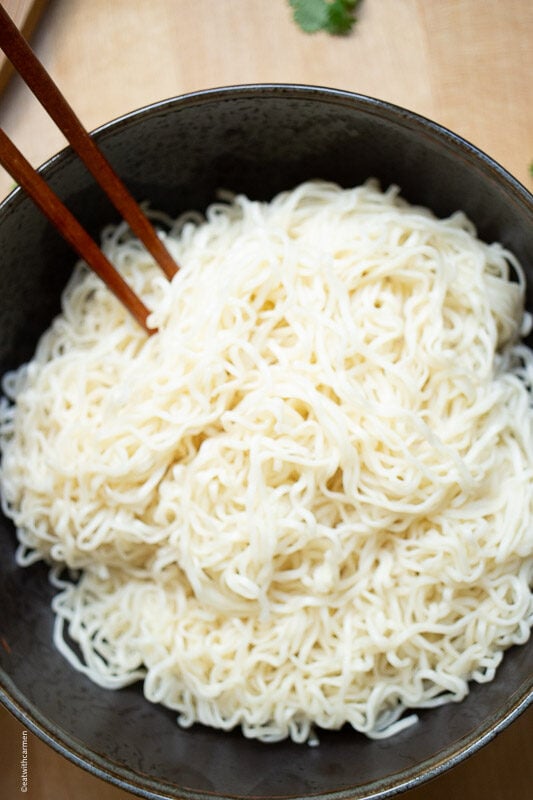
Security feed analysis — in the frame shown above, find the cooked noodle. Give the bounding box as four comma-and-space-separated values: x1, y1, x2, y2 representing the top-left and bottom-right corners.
1, 180, 532, 743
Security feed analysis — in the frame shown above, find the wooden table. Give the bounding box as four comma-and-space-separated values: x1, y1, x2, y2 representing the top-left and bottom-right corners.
0, 1, 531, 798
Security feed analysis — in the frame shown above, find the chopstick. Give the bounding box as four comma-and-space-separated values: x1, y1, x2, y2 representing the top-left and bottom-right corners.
0, 4, 179, 331
0, 128, 154, 333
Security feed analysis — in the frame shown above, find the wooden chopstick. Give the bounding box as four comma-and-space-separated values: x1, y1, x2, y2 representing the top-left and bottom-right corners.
0, 4, 179, 332
0, 127, 154, 333
0, 4, 178, 282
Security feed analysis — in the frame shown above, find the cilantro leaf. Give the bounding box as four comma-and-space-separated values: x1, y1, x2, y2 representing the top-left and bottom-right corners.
289, 0, 360, 36
289, 0, 329, 33
325, 0, 359, 34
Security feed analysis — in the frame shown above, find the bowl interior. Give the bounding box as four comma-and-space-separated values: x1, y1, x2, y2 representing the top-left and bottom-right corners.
0, 85, 532, 800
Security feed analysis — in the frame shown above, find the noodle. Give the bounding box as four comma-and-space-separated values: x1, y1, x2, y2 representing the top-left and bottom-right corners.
1, 180, 532, 743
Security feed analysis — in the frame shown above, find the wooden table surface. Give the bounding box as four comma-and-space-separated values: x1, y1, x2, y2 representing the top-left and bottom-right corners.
0, 1, 531, 798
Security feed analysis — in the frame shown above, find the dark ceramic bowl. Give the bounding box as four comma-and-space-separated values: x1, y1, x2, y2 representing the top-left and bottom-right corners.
0, 85, 532, 800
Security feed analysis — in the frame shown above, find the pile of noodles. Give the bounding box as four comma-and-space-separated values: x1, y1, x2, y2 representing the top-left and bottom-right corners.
1, 180, 532, 743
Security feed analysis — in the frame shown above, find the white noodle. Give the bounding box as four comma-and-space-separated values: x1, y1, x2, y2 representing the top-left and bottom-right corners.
1, 180, 532, 743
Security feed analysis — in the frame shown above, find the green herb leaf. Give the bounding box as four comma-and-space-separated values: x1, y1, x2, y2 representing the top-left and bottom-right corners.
289, 0, 328, 33
325, 0, 359, 34
289, 0, 360, 36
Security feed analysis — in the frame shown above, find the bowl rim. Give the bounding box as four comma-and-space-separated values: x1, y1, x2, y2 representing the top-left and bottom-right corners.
2, 82, 531, 216
1, 82, 532, 800
1, 673, 532, 800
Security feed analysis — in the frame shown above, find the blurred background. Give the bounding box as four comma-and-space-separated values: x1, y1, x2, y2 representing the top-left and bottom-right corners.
1, 0, 532, 197
0, 1, 532, 798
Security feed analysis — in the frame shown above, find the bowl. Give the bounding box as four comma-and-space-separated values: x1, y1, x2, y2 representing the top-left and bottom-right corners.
0, 84, 532, 800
